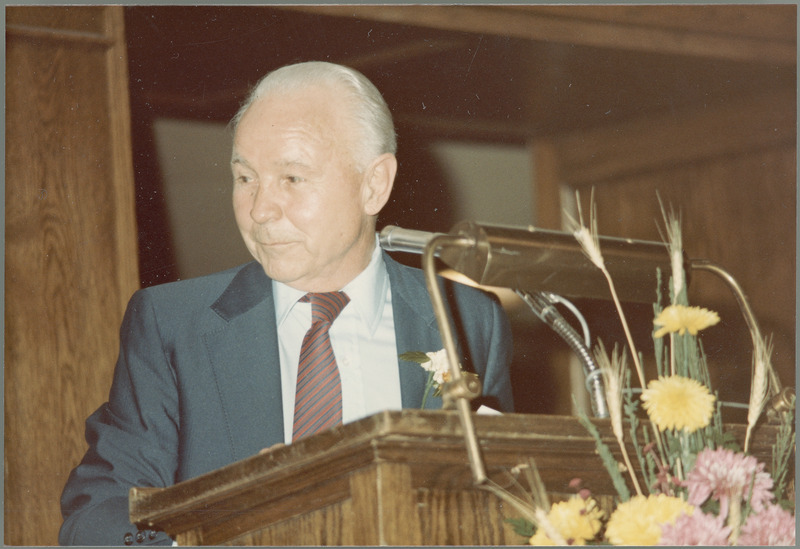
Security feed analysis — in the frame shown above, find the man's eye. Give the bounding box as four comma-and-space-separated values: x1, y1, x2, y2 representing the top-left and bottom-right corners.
234, 174, 253, 184
285, 175, 304, 184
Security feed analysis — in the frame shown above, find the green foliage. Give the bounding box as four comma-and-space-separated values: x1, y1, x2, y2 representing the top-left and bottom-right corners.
624, 370, 657, 492
706, 405, 740, 452
398, 351, 431, 364
771, 411, 796, 505
399, 351, 435, 408
504, 517, 535, 538
653, 269, 667, 378
577, 412, 631, 502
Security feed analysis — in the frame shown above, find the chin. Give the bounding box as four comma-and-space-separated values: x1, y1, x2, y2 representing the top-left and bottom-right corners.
261, 261, 306, 285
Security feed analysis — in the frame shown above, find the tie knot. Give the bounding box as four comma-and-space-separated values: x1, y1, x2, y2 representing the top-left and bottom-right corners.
301, 292, 350, 324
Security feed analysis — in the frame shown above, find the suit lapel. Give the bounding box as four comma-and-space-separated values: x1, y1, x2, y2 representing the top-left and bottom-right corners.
203, 262, 285, 460
385, 254, 445, 409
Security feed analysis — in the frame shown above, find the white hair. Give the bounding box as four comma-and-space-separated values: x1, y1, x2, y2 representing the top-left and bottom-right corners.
230, 61, 396, 170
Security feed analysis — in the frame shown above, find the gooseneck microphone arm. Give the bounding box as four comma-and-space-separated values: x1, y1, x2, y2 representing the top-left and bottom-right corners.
516, 290, 609, 419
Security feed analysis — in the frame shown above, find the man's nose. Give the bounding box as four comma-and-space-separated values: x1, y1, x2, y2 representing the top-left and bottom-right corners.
250, 182, 281, 223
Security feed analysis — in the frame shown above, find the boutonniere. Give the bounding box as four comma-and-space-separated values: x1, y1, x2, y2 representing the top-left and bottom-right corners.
399, 349, 480, 409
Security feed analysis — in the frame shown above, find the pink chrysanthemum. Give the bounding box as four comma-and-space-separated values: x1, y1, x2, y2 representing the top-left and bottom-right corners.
737, 503, 796, 546
683, 447, 774, 519
659, 510, 731, 546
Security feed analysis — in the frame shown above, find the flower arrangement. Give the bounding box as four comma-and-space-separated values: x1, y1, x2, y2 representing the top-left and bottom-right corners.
495, 195, 795, 545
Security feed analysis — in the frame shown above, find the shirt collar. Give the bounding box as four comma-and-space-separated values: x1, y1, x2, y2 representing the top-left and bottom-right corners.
273, 236, 388, 335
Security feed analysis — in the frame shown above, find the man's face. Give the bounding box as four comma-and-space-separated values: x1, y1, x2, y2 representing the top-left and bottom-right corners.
231, 85, 380, 292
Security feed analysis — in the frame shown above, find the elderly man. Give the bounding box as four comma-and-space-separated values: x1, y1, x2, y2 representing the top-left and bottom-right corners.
59, 61, 513, 546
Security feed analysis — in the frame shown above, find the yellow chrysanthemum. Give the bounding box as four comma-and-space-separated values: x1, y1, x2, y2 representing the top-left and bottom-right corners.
605, 494, 693, 545
529, 496, 604, 546
640, 375, 715, 433
653, 305, 720, 338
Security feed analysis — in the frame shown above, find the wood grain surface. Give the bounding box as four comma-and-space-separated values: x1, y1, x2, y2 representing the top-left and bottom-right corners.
5, 6, 138, 545
130, 410, 780, 546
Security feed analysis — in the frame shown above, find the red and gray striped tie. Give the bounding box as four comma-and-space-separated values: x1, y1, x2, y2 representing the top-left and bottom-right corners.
292, 291, 350, 441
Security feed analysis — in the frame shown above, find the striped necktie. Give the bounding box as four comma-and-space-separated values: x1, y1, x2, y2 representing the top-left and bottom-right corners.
292, 291, 350, 441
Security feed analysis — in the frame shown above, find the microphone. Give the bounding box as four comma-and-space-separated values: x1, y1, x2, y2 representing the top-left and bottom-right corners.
380, 221, 676, 303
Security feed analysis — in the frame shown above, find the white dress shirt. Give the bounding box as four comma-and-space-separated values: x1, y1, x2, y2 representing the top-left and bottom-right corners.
273, 241, 402, 443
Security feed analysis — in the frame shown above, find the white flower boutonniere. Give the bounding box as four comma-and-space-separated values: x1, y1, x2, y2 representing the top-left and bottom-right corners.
399, 349, 480, 409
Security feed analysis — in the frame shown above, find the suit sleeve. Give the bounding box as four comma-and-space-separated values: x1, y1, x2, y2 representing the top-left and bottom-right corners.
59, 289, 177, 546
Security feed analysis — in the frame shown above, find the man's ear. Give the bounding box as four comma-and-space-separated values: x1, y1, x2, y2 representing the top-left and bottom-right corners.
362, 153, 397, 216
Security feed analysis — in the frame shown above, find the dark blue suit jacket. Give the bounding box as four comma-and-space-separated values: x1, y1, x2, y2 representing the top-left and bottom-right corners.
59, 253, 513, 545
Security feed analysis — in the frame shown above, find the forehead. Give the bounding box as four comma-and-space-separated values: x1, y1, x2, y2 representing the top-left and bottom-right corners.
237, 85, 353, 144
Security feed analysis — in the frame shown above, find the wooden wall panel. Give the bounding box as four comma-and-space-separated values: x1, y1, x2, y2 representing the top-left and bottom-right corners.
5, 6, 138, 546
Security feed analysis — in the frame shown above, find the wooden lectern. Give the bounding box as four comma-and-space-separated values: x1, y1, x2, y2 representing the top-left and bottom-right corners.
129, 410, 777, 546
